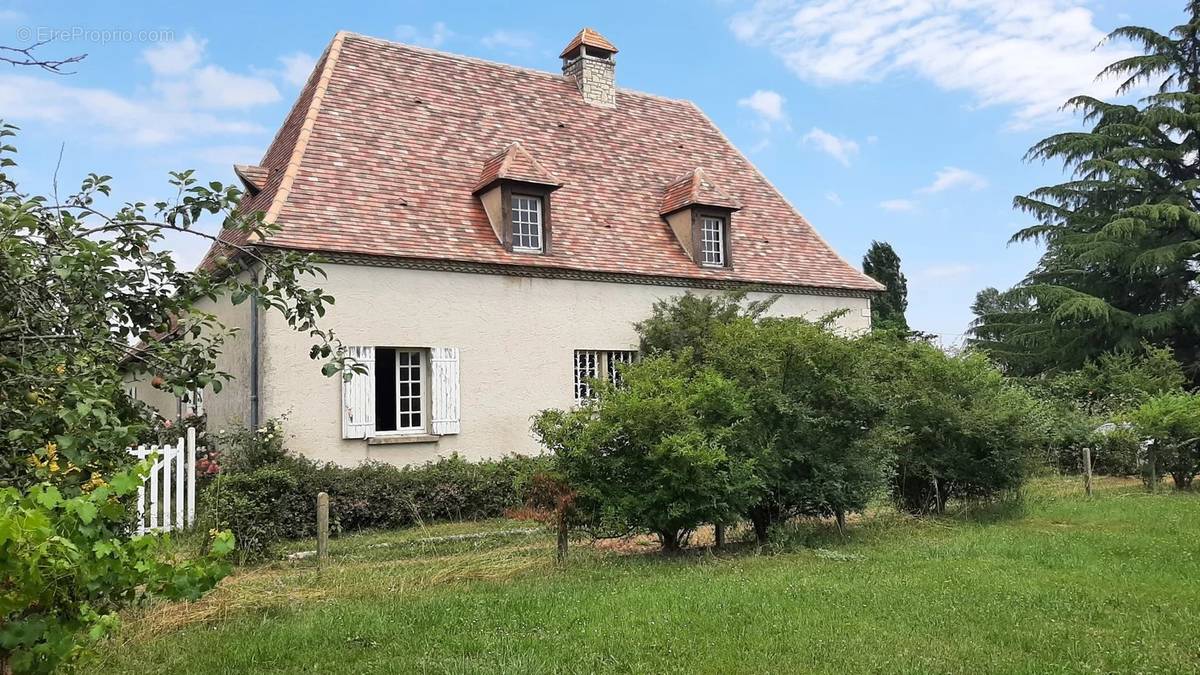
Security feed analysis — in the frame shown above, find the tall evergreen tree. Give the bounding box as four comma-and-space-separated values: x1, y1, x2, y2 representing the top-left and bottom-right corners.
862, 240, 909, 331
972, 2, 1200, 381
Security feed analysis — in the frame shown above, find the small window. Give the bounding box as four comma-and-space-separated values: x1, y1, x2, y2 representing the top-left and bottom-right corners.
700, 215, 726, 266
574, 349, 638, 402
511, 195, 543, 252
573, 350, 598, 403
375, 348, 425, 433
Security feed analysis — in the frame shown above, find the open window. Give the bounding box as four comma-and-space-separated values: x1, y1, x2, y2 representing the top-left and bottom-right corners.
341, 345, 460, 439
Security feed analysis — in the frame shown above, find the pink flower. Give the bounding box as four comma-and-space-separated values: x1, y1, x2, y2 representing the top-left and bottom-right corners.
163, 419, 173, 429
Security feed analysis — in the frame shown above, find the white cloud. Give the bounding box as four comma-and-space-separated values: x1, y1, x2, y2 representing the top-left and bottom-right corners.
919, 166, 988, 194
825, 191, 843, 205
143, 35, 206, 75
802, 127, 859, 166
880, 198, 918, 212
738, 89, 788, 129
0, 34, 281, 145
278, 52, 317, 87
917, 263, 974, 280
395, 22, 452, 48
0, 73, 264, 145
482, 29, 534, 52
141, 38, 280, 110
729, 0, 1140, 128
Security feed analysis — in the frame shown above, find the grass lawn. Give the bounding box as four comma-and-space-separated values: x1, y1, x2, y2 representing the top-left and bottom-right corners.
95, 477, 1200, 674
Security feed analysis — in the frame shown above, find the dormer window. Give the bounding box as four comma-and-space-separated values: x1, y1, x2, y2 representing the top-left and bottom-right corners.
659, 168, 741, 269
700, 215, 726, 266
473, 142, 562, 256
511, 194, 544, 252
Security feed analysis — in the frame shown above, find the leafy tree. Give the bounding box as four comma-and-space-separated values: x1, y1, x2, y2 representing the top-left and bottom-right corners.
870, 337, 1050, 513
1129, 392, 1200, 489
636, 291, 775, 365
0, 122, 352, 671
972, 4, 1200, 381
1042, 345, 1186, 417
532, 356, 758, 552
707, 317, 893, 542
861, 241, 909, 331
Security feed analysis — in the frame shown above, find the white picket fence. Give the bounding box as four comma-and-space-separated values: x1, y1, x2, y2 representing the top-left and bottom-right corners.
128, 427, 198, 535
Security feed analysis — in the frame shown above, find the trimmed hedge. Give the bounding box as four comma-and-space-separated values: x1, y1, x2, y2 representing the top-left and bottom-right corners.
199, 453, 550, 558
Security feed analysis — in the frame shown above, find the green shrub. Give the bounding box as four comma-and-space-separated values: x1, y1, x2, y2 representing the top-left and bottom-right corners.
707, 317, 893, 543
199, 451, 550, 558
533, 355, 759, 552
870, 337, 1049, 514
1088, 426, 1144, 476
1, 463, 233, 674
1129, 392, 1200, 490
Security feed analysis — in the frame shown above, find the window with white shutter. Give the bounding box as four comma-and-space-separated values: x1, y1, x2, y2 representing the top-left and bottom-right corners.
430, 347, 461, 435
341, 346, 376, 439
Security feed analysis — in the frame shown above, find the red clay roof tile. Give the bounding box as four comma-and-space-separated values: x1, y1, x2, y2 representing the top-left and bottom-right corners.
660, 167, 741, 215
204, 32, 883, 293
473, 142, 562, 193
559, 28, 618, 58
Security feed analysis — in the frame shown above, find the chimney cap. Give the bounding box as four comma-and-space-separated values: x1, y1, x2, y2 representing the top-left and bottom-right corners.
559, 28, 618, 59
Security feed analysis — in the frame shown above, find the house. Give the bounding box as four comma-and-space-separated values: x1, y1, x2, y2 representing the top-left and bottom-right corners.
150, 28, 883, 466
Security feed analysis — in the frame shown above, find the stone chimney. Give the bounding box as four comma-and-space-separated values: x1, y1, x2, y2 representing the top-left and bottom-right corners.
560, 28, 617, 108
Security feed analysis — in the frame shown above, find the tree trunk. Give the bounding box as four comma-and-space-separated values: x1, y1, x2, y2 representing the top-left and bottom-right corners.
658, 530, 683, 554
555, 511, 568, 563
750, 513, 771, 546
834, 509, 846, 535
714, 523, 726, 549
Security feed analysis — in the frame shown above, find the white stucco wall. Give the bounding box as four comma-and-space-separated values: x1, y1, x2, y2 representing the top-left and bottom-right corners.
258, 263, 870, 467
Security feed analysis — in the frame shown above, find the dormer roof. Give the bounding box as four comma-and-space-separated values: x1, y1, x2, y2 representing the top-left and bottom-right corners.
660, 168, 741, 216
234, 164, 270, 193
473, 142, 562, 194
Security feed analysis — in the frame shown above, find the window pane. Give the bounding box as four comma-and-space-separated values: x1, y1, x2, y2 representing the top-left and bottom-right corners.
511, 195, 543, 251
574, 350, 599, 403
394, 350, 424, 431
700, 216, 725, 266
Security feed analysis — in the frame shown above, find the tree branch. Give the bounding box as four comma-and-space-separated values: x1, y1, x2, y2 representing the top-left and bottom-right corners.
0, 41, 86, 74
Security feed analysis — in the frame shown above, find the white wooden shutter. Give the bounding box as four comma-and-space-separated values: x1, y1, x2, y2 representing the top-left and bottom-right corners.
341, 346, 376, 439
430, 347, 461, 435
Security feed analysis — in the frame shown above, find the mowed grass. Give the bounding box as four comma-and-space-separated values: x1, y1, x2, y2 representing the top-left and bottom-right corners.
96, 477, 1200, 674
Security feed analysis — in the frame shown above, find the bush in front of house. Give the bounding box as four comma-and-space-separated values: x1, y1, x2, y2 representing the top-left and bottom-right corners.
706, 316, 894, 543
198, 438, 551, 558
533, 354, 759, 552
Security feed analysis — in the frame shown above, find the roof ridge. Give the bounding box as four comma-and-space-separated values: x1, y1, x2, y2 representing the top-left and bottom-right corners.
259, 31, 348, 236
338, 31, 687, 106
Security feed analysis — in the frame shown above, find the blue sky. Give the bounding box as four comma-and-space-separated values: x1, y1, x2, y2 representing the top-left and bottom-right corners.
0, 0, 1181, 341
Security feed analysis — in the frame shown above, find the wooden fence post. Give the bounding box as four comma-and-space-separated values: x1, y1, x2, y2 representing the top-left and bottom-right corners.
316, 492, 330, 566
1083, 447, 1093, 497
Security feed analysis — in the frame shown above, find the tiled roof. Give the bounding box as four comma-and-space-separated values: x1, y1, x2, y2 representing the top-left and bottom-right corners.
473, 142, 562, 193
233, 164, 270, 193
202, 31, 883, 293
660, 167, 741, 215
560, 28, 619, 58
